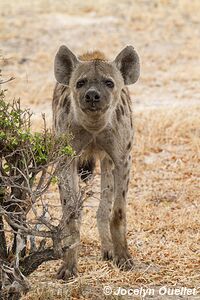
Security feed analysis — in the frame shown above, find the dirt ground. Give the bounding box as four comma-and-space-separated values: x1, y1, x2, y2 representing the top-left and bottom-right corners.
0, 0, 200, 299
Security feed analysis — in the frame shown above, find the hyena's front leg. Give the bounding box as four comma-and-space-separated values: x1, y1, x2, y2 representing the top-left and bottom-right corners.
110, 153, 133, 270
57, 158, 82, 280
97, 156, 114, 260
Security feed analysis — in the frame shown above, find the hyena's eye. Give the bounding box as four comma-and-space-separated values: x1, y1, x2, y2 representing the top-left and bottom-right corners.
104, 80, 114, 88
76, 79, 86, 88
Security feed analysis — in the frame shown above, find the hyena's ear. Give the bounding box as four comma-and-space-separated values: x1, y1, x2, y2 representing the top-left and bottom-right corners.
54, 45, 79, 85
114, 46, 140, 85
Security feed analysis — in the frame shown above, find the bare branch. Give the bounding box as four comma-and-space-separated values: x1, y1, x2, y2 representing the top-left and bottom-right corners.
0, 84, 85, 299
0, 76, 15, 84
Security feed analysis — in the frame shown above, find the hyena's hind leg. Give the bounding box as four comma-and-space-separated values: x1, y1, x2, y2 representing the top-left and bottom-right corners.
97, 155, 114, 260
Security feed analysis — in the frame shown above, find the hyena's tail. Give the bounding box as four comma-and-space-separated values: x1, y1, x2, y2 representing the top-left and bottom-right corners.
78, 158, 96, 181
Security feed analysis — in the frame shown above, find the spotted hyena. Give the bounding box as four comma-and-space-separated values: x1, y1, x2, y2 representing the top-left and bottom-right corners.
52, 45, 140, 280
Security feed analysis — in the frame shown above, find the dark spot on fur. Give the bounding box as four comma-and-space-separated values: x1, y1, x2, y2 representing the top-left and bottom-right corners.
62, 97, 70, 114
123, 174, 127, 180
120, 105, 125, 115
118, 208, 123, 220
127, 141, 131, 150
63, 198, 66, 205
122, 97, 126, 106
111, 208, 123, 226
109, 159, 113, 165
60, 85, 67, 95
122, 190, 126, 198
58, 118, 64, 129
130, 118, 133, 128
116, 106, 121, 122
107, 185, 110, 189
62, 97, 68, 106
124, 161, 128, 168
112, 211, 119, 226
127, 100, 131, 112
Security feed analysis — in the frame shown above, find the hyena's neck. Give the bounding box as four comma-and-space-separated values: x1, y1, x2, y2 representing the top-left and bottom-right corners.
72, 106, 113, 134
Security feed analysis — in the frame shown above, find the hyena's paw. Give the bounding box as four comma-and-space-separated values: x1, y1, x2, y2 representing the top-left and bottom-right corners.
101, 247, 113, 261
56, 263, 77, 281
113, 251, 134, 271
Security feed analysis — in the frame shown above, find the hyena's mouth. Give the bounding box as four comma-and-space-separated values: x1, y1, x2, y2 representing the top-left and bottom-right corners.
82, 105, 109, 114
87, 107, 102, 112
83, 108, 103, 116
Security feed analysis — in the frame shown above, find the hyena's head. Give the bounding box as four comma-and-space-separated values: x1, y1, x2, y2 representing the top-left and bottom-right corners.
54, 45, 139, 129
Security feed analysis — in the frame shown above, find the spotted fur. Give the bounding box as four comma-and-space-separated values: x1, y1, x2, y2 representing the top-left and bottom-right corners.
52, 45, 140, 280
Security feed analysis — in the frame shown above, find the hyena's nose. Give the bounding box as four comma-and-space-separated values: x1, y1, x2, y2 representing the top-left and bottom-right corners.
85, 89, 100, 103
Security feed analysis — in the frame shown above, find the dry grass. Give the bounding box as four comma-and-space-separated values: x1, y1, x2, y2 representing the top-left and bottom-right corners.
20, 106, 200, 299
0, 0, 200, 299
